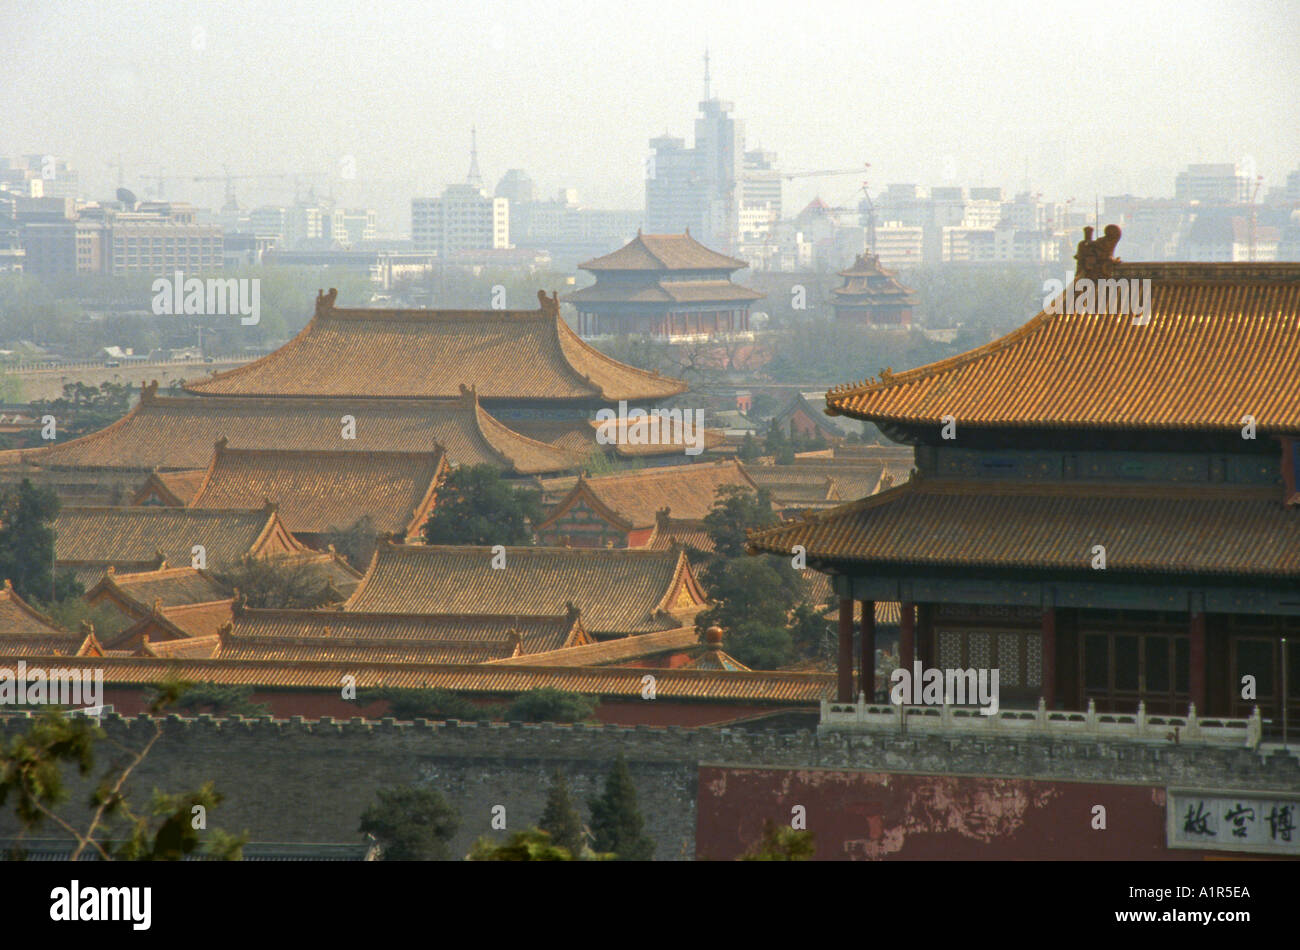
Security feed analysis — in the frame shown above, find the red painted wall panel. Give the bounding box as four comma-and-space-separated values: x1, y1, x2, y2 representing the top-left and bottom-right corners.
697, 767, 1237, 861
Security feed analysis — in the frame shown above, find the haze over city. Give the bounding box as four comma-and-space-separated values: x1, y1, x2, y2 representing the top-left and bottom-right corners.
0, 0, 1298, 902
5, 0, 1299, 232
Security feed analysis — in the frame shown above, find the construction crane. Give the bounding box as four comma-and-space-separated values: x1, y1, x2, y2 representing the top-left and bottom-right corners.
1247, 175, 1264, 262
782, 165, 870, 180
139, 168, 168, 198
192, 165, 291, 212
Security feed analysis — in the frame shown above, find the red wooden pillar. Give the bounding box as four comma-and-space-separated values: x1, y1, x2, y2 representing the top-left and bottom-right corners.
860, 600, 876, 702
837, 598, 854, 702
899, 601, 915, 670
1190, 611, 1207, 712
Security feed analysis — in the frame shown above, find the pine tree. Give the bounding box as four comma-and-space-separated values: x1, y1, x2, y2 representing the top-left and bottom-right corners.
538, 769, 585, 854
588, 755, 654, 861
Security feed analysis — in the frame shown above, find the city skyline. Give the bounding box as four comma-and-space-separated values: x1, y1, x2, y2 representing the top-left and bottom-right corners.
4, 0, 1299, 230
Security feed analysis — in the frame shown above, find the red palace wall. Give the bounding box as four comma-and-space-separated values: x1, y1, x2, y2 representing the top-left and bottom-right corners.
696, 767, 1235, 861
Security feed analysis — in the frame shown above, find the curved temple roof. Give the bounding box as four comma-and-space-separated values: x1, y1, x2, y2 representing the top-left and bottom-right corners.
827, 262, 1300, 434
185, 290, 687, 402
13, 386, 577, 476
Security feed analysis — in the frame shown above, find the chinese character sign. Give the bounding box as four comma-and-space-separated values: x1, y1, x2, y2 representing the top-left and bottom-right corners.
1168, 789, 1300, 855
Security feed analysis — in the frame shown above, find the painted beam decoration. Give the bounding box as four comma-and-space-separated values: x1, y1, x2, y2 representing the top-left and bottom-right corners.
1167, 788, 1300, 855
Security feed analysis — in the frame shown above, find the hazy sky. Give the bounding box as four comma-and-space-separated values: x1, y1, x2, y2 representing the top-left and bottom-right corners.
4, 0, 1298, 235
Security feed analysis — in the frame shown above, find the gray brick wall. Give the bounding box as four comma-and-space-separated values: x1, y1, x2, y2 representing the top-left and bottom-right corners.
1, 713, 1295, 860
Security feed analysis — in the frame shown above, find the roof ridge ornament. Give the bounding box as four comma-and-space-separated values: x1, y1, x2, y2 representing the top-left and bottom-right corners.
537, 289, 559, 317
316, 287, 338, 317
1074, 224, 1122, 281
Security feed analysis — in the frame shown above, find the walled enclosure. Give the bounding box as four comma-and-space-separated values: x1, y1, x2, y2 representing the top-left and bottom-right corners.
0, 714, 1296, 860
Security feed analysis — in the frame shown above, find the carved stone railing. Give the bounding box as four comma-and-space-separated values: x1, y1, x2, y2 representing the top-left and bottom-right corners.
819, 696, 1262, 748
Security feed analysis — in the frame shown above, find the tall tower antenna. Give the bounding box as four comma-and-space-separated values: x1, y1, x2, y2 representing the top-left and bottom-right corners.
703, 47, 711, 100
467, 126, 483, 188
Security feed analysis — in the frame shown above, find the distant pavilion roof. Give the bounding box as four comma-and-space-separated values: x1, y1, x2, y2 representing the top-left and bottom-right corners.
831, 253, 918, 306
184, 290, 686, 402
579, 231, 748, 272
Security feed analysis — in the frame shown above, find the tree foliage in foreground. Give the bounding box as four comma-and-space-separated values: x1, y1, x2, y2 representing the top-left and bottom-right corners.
359, 785, 460, 861
0, 680, 246, 860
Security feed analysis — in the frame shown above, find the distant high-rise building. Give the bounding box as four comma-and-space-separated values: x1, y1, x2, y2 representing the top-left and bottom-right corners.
412, 132, 509, 255
103, 202, 222, 274
645, 52, 778, 256
495, 169, 535, 206
329, 208, 377, 247
1174, 163, 1252, 205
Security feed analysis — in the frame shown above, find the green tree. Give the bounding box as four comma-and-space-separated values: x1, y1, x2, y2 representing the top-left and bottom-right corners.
359, 785, 460, 861
214, 553, 341, 609
0, 684, 246, 860
696, 484, 810, 669
737, 431, 762, 462
739, 821, 816, 861
538, 769, 586, 854
32, 382, 134, 442
701, 484, 780, 560
467, 827, 574, 861
39, 599, 132, 641
0, 479, 80, 604
588, 755, 654, 861
323, 515, 378, 571
421, 464, 543, 546
354, 687, 490, 721
168, 682, 271, 717
502, 688, 596, 723
763, 421, 795, 464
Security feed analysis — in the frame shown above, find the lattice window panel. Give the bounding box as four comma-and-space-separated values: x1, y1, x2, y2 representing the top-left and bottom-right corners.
938, 630, 963, 669
1025, 633, 1042, 687
997, 632, 1021, 686
967, 632, 992, 669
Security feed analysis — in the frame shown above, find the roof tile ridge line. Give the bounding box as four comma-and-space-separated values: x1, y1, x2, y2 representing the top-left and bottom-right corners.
185, 437, 227, 510
58, 504, 269, 516
239, 605, 571, 623
582, 458, 739, 482
341, 543, 385, 608
185, 300, 326, 393
404, 445, 448, 539
396, 542, 675, 557
746, 478, 917, 547
827, 309, 1056, 402
322, 304, 553, 321
0, 579, 62, 628
213, 444, 447, 462
299, 547, 364, 578
552, 307, 688, 396
25, 383, 153, 458
158, 596, 238, 614
465, 389, 543, 469
229, 631, 518, 648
